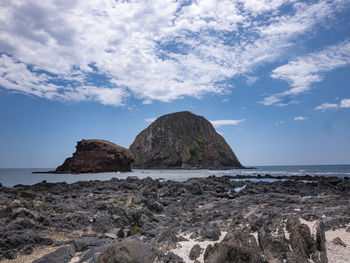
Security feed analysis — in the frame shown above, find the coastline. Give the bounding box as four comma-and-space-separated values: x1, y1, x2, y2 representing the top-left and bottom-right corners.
1, 174, 349, 262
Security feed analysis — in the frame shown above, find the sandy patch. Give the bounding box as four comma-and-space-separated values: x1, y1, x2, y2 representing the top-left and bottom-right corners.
326, 227, 350, 263
300, 219, 350, 263
169, 232, 227, 263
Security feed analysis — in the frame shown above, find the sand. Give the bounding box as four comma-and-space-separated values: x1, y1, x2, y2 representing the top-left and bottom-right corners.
300, 219, 350, 263
170, 231, 227, 263
1, 246, 61, 263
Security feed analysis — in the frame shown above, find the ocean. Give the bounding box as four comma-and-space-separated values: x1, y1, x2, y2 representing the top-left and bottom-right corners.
0, 165, 349, 187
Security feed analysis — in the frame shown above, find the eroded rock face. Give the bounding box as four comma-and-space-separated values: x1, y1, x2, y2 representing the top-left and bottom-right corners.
129, 111, 243, 169
56, 139, 133, 173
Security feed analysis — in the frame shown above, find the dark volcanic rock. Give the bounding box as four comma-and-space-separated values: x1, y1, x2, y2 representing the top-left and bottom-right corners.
204, 231, 266, 263
55, 139, 133, 173
129, 111, 243, 169
189, 244, 202, 260
98, 239, 156, 263
33, 245, 75, 263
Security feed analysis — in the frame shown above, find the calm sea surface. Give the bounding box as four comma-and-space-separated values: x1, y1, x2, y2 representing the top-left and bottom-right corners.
0, 165, 350, 187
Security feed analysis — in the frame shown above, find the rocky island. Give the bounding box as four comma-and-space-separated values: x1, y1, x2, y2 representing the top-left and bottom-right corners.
130, 111, 243, 169
55, 139, 134, 173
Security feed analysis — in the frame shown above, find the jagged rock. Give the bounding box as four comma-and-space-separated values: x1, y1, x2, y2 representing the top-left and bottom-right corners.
98, 239, 156, 263
55, 139, 133, 173
332, 237, 347, 247
286, 214, 300, 232
258, 224, 291, 262
33, 245, 75, 263
314, 220, 327, 252
129, 111, 243, 169
74, 237, 107, 252
162, 252, 185, 263
200, 225, 221, 241
204, 231, 266, 263
189, 244, 202, 260
289, 224, 315, 262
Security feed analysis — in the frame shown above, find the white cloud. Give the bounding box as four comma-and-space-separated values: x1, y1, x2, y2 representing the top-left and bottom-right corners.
246, 76, 258, 86
0, 0, 348, 106
340, 98, 350, 108
210, 119, 246, 127
315, 103, 339, 111
262, 40, 350, 106
316, 98, 350, 110
275, 121, 284, 126
294, 116, 307, 121
144, 117, 157, 123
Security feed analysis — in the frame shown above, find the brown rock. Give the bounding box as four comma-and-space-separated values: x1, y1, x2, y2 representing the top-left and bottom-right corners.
55, 139, 133, 173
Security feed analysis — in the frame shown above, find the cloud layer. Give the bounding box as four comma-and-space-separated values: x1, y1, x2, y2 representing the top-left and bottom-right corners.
210, 119, 246, 127
0, 0, 349, 106
262, 40, 350, 106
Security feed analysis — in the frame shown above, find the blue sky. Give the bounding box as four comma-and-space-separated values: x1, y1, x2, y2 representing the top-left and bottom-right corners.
0, 0, 350, 167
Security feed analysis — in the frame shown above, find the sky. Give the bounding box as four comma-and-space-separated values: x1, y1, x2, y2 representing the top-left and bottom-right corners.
0, 0, 350, 168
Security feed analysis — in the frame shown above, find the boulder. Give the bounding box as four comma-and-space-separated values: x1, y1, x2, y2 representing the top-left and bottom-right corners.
204, 231, 266, 263
129, 111, 243, 169
33, 245, 75, 263
200, 225, 221, 241
98, 239, 156, 263
189, 244, 202, 260
55, 139, 133, 173
258, 224, 291, 262
289, 224, 315, 262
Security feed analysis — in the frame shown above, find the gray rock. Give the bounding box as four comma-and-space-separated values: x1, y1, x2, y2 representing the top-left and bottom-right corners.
258, 224, 291, 262
33, 245, 75, 263
189, 244, 202, 260
332, 237, 346, 247
204, 231, 266, 263
314, 220, 327, 252
289, 223, 315, 261
147, 201, 164, 213
74, 237, 107, 252
286, 214, 300, 232
98, 239, 156, 263
200, 225, 221, 241
162, 252, 185, 263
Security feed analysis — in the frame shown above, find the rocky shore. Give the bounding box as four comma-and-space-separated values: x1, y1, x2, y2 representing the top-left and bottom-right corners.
1, 174, 350, 262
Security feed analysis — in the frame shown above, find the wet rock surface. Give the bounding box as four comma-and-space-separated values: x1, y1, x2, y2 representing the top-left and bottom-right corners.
0, 174, 349, 262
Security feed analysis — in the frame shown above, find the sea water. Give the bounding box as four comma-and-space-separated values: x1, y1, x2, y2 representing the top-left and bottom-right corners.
0, 165, 349, 187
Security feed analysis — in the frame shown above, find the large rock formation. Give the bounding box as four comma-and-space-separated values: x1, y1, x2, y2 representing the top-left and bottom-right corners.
55, 139, 133, 173
129, 111, 243, 169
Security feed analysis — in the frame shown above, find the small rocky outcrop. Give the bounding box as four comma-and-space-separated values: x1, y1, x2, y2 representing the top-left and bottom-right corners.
55, 139, 133, 173
129, 111, 243, 169
204, 231, 266, 263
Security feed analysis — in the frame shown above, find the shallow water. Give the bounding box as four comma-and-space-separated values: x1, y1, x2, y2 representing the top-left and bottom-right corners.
0, 164, 349, 187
